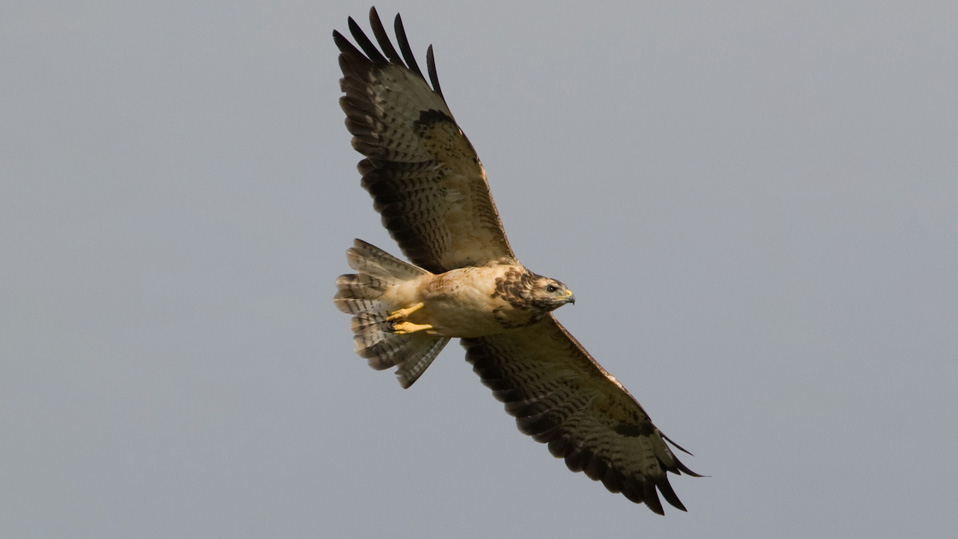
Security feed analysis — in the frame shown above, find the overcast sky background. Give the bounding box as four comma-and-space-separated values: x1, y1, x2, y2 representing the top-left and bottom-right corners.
3, 1, 957, 537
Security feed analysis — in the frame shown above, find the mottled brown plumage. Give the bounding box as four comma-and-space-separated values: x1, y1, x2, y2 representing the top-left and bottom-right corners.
336, 13, 514, 273
333, 8, 699, 514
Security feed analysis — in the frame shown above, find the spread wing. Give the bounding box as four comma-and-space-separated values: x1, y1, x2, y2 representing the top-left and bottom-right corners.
334, 8, 516, 273
462, 315, 700, 514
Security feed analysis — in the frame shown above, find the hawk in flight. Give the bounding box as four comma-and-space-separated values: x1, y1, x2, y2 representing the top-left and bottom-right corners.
334, 8, 700, 514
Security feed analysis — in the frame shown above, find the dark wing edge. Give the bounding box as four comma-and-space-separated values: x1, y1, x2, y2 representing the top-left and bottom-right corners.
336, 9, 441, 97
461, 315, 701, 515
334, 8, 516, 273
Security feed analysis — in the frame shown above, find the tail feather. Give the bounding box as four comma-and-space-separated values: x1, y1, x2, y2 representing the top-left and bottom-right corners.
346, 240, 425, 281
334, 274, 387, 315
335, 239, 450, 388
335, 273, 391, 302
394, 336, 448, 389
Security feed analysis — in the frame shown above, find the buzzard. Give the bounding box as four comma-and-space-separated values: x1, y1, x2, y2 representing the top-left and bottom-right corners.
333, 8, 700, 514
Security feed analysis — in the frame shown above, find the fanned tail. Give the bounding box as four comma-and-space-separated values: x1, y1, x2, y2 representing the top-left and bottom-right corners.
334, 239, 450, 388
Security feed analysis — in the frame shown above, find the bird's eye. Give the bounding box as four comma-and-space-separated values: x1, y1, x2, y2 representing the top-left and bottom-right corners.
545, 284, 558, 293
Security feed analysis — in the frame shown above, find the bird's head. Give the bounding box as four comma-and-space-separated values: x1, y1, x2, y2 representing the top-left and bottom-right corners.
528, 275, 576, 311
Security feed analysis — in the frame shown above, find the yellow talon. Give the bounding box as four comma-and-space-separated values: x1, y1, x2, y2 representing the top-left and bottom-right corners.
386, 302, 425, 321
390, 321, 434, 335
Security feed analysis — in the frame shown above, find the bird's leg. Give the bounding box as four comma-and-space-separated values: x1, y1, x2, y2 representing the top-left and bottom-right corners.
386, 302, 433, 334
390, 321, 434, 334
386, 302, 424, 321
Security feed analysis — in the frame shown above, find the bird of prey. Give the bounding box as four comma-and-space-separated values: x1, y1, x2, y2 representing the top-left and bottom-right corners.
333, 8, 700, 514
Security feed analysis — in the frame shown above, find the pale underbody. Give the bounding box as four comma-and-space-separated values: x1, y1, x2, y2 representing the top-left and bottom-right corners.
382, 265, 533, 338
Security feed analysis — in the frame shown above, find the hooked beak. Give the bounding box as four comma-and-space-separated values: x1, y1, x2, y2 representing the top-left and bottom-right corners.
565, 288, 576, 305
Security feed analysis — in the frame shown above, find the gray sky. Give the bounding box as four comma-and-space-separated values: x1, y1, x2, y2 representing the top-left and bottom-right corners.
3, 1, 957, 537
